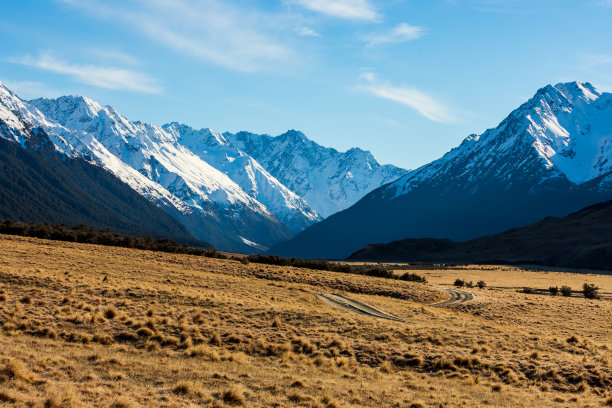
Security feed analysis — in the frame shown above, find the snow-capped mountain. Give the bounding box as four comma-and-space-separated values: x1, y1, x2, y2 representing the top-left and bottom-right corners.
1, 80, 405, 253
386, 81, 612, 198
162, 123, 320, 232
0, 83, 300, 251
226, 130, 409, 218
271, 82, 612, 259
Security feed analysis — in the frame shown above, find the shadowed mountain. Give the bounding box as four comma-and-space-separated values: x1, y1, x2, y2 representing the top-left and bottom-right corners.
348, 197, 612, 271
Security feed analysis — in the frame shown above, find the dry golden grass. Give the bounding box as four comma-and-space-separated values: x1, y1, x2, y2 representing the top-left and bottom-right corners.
0, 234, 610, 407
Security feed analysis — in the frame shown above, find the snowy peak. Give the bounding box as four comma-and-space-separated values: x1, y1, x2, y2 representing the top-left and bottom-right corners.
163, 122, 230, 147
163, 122, 321, 232
226, 130, 409, 218
386, 81, 612, 200
553, 81, 601, 103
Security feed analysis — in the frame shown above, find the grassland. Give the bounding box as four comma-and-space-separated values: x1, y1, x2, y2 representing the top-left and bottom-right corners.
0, 234, 610, 407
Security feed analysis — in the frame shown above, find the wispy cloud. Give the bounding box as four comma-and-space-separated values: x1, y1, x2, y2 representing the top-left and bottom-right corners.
363, 23, 425, 46
297, 26, 320, 37
57, 0, 292, 72
11, 53, 162, 94
292, 0, 380, 21
358, 72, 456, 123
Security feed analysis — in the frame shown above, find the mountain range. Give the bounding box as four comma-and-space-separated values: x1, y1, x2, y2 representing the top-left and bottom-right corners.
271, 82, 612, 259
0, 81, 404, 252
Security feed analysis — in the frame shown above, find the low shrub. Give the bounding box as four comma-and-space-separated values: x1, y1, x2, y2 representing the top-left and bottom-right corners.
453, 279, 466, 288
560, 286, 572, 297
582, 283, 600, 299
548, 286, 559, 296
476, 280, 486, 289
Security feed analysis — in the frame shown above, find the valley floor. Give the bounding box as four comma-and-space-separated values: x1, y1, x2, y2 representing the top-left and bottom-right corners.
0, 234, 610, 407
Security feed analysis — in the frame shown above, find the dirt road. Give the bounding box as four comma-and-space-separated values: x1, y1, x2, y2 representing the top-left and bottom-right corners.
314, 293, 405, 321
429, 287, 475, 307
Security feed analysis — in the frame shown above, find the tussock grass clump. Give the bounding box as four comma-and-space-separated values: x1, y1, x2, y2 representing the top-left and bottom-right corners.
114, 331, 139, 343
109, 397, 138, 408
221, 385, 245, 406
173, 380, 201, 396
136, 327, 154, 337
209, 332, 222, 346
186, 345, 220, 361
104, 306, 117, 319
44, 388, 76, 408
391, 354, 423, 368
0, 358, 34, 383
19, 295, 32, 304
0, 388, 18, 403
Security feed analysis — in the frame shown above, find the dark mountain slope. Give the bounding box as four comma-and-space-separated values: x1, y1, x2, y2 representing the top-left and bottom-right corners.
348, 198, 612, 271
0, 127, 208, 247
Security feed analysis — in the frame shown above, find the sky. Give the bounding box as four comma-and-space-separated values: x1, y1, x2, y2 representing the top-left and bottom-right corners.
1, 0, 612, 170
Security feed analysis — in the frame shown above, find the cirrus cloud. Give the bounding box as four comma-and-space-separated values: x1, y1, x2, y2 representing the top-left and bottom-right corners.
358, 72, 456, 123
292, 0, 380, 21
11, 52, 162, 94
363, 23, 425, 46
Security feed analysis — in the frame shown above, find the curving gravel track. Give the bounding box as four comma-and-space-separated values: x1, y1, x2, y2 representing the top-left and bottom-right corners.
429, 287, 475, 307
314, 293, 405, 321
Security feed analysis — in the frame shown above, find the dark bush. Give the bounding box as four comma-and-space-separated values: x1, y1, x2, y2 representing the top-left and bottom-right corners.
476, 280, 486, 289
399, 272, 428, 283
548, 286, 559, 296
453, 279, 465, 288
560, 286, 572, 297
582, 283, 600, 299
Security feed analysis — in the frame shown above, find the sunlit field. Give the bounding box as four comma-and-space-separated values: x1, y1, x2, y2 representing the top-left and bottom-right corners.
1, 234, 610, 407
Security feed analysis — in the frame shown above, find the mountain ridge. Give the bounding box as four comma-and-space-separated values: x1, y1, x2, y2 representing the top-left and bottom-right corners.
270, 81, 612, 259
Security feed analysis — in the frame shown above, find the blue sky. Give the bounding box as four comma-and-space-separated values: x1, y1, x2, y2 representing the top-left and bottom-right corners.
1, 0, 612, 169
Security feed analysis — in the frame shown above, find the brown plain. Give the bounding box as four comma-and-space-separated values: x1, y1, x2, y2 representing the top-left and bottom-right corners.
0, 234, 610, 407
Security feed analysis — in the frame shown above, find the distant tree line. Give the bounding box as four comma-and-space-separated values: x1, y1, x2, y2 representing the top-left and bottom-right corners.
245, 254, 427, 283
0, 219, 427, 283
0, 219, 224, 258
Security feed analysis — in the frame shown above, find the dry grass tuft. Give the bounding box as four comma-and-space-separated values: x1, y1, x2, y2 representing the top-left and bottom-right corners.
44, 388, 76, 408
109, 396, 138, 408
19, 295, 32, 304
104, 306, 118, 319
221, 385, 246, 406
0, 358, 34, 383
